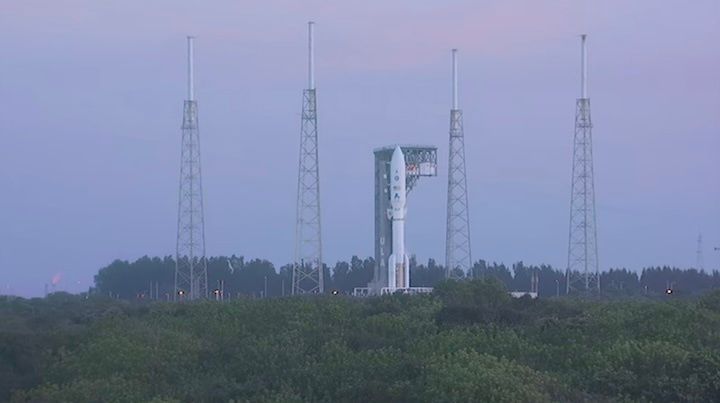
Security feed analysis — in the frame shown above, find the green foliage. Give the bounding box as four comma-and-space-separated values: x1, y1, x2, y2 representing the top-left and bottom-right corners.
587, 341, 720, 402
420, 350, 555, 402
14, 376, 155, 403
435, 278, 523, 326
699, 289, 720, 313
94, 255, 720, 300
2, 286, 720, 402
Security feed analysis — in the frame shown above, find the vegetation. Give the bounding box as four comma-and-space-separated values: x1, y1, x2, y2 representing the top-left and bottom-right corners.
3, 280, 720, 402
92, 255, 720, 300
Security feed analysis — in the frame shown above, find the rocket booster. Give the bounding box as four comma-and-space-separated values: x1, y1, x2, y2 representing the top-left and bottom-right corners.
388, 146, 410, 289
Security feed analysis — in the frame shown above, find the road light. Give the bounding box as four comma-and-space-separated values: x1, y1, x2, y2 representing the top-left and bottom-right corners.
665, 281, 676, 296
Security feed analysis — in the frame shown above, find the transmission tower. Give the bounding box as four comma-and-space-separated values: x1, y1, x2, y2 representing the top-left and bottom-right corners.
566, 34, 600, 294
445, 49, 472, 280
174, 36, 208, 301
696, 233, 705, 271
293, 22, 324, 295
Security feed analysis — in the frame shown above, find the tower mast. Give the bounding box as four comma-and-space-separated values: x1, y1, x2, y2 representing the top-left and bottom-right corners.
175, 36, 208, 300
293, 22, 324, 294
696, 233, 705, 271
566, 34, 600, 294
445, 49, 473, 279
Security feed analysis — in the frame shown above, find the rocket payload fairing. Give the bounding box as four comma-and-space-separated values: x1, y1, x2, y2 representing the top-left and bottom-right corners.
388, 146, 410, 289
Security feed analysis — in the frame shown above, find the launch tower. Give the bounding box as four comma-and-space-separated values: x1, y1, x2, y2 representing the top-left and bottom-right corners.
293, 22, 324, 294
445, 49, 473, 279
566, 35, 600, 294
355, 145, 437, 296
175, 36, 208, 300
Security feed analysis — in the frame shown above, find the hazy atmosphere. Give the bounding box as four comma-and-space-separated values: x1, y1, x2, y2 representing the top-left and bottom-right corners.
1, 0, 718, 296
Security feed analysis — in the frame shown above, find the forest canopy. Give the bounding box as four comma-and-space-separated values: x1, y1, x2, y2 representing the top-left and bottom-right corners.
2, 279, 720, 402
91, 255, 720, 300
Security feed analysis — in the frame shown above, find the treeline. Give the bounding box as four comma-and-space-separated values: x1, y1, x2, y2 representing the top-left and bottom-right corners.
93, 255, 720, 299
3, 281, 720, 401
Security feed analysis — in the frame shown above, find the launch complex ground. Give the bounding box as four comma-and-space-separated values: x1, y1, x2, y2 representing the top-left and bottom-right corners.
175, 23, 600, 300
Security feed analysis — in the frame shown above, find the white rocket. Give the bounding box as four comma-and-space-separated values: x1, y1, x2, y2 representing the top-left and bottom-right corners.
388, 146, 410, 289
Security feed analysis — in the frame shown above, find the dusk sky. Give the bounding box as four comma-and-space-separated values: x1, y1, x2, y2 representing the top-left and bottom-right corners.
1, 0, 718, 296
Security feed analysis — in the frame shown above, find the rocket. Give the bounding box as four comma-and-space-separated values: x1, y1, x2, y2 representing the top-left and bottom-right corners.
388, 146, 410, 289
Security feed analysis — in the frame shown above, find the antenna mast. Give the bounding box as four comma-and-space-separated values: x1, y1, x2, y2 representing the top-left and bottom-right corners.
187, 36, 194, 101
175, 36, 208, 300
566, 34, 600, 294
308, 21, 315, 90
293, 22, 324, 294
445, 48, 473, 279
581, 34, 588, 99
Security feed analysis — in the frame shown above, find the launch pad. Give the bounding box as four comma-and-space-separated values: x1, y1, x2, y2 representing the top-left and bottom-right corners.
353, 287, 434, 296
355, 145, 438, 296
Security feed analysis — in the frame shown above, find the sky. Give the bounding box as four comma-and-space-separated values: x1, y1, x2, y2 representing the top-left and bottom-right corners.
1, 0, 718, 296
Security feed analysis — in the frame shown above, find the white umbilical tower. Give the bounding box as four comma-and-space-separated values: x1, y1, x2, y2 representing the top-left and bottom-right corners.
175, 36, 208, 300
445, 49, 473, 279
293, 22, 324, 294
566, 35, 600, 294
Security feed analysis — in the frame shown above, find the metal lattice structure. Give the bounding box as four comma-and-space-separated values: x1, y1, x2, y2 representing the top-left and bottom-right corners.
369, 145, 437, 293
445, 49, 472, 280
293, 22, 324, 294
696, 233, 705, 271
566, 35, 600, 294
175, 36, 208, 300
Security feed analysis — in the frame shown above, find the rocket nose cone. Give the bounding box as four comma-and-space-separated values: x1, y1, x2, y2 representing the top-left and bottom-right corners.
391, 146, 406, 172
392, 145, 403, 160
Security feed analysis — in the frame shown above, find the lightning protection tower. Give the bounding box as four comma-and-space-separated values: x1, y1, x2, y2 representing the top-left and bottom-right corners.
566, 34, 600, 294
175, 36, 208, 300
293, 22, 324, 295
445, 49, 473, 280
696, 233, 705, 271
